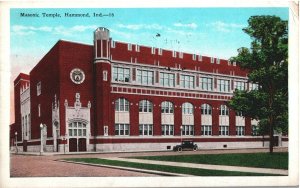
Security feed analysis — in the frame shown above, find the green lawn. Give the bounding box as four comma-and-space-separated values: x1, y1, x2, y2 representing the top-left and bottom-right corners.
64, 158, 282, 176
132, 152, 288, 170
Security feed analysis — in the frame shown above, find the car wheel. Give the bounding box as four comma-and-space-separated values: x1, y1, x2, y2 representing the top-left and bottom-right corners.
178, 147, 182, 152
193, 147, 197, 151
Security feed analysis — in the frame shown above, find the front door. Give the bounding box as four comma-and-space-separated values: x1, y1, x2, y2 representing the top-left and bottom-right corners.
69, 138, 77, 152
78, 138, 87, 152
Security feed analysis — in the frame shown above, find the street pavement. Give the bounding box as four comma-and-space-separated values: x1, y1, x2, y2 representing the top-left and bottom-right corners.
10, 147, 288, 177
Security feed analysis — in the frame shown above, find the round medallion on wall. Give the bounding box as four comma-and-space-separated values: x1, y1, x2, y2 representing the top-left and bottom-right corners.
70, 68, 85, 84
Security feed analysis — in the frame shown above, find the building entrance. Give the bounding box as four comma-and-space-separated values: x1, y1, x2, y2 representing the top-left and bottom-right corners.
68, 121, 88, 152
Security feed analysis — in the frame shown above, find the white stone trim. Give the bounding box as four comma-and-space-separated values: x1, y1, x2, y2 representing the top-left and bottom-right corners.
161, 114, 174, 124
111, 83, 233, 97
139, 113, 153, 124
251, 119, 259, 125
14, 79, 30, 87
219, 116, 229, 126
182, 114, 194, 125
65, 93, 91, 152
236, 116, 245, 126
201, 115, 212, 125
115, 112, 130, 124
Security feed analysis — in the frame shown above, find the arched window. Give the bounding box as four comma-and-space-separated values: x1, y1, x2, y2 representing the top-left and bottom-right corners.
161, 101, 174, 114
219, 105, 229, 116
201, 104, 212, 115
182, 102, 194, 114
115, 98, 129, 112
219, 105, 229, 136
139, 100, 153, 112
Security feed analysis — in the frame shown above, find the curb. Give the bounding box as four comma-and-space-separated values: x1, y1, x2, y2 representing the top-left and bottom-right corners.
57, 159, 194, 177
10, 147, 288, 156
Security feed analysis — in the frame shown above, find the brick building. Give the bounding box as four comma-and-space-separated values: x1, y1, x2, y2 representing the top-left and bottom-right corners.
10, 27, 287, 152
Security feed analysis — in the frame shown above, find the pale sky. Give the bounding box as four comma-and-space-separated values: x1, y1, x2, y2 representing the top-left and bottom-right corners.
9, 8, 289, 123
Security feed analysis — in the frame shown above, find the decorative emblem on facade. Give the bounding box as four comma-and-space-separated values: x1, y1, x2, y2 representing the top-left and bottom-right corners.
74, 93, 82, 110
70, 68, 85, 84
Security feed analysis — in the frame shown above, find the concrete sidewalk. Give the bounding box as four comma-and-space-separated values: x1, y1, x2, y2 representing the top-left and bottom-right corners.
103, 157, 288, 175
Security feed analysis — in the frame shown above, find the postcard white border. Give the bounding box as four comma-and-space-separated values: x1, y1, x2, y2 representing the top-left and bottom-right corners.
0, 0, 299, 187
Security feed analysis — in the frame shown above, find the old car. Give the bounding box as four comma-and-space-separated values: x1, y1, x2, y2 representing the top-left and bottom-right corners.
173, 140, 198, 152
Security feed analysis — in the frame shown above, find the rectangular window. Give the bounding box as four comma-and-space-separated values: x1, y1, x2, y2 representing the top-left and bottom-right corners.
38, 104, 41, 117
217, 79, 230, 92
200, 77, 213, 91
136, 69, 154, 85
198, 55, 202, 61
234, 81, 245, 90
159, 72, 175, 87
180, 75, 195, 89
236, 126, 245, 136
103, 71, 108, 81
139, 124, 153, 136
250, 83, 259, 90
201, 125, 212, 136
219, 126, 229, 136
158, 48, 163, 55
233, 62, 236, 66
115, 124, 130, 136
192, 54, 197, 61
37, 82, 41, 96
172, 51, 177, 58
210, 57, 214, 64
216, 58, 220, 64
111, 40, 115, 48
162, 125, 174, 136
128, 44, 132, 51
135, 44, 140, 52
151, 47, 155, 54
112, 67, 130, 83
181, 125, 194, 136
179, 52, 183, 59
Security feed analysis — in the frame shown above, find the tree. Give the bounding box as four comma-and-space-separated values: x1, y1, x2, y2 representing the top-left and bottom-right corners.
228, 16, 288, 153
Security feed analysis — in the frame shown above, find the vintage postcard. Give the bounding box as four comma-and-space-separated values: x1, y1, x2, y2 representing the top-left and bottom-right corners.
0, 0, 299, 187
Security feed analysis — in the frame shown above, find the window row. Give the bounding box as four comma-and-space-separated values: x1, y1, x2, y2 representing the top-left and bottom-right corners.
113, 124, 246, 136
115, 98, 235, 116
112, 67, 252, 92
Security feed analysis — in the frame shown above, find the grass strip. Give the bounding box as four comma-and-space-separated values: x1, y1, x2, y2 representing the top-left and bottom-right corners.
131, 152, 288, 170
64, 158, 282, 176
